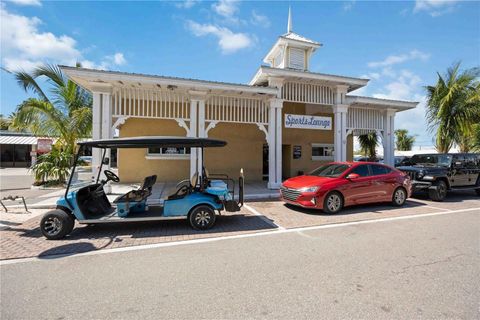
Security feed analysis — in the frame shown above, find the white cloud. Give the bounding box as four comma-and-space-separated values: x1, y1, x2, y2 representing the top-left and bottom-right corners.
251, 10, 270, 27
186, 20, 253, 54
368, 50, 430, 68
212, 0, 239, 18
110, 52, 126, 65
1, 6, 80, 70
414, 0, 459, 16
343, 0, 356, 11
0, 6, 126, 71
373, 69, 422, 101
5, 0, 41, 6
175, 0, 197, 9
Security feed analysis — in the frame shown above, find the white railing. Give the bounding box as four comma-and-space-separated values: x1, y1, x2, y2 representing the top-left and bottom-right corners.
205, 95, 269, 124
282, 81, 335, 105
347, 107, 384, 131
112, 87, 190, 120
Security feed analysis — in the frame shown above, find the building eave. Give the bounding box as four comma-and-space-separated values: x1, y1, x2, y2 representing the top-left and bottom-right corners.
59, 66, 278, 96
249, 66, 369, 91
346, 95, 418, 111
262, 36, 321, 64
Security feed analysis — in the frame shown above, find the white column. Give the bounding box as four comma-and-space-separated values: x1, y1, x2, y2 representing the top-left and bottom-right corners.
197, 99, 205, 176
383, 109, 396, 167
267, 98, 283, 189
189, 99, 198, 178
333, 104, 349, 162
91, 91, 103, 181
267, 77, 284, 190
101, 92, 112, 193
274, 100, 283, 186
267, 104, 276, 189
333, 85, 349, 162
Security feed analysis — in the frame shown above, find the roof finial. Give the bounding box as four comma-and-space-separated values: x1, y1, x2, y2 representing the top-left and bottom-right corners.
287, 6, 292, 33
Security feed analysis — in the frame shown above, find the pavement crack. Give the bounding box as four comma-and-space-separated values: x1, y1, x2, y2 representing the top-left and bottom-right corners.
393, 253, 466, 275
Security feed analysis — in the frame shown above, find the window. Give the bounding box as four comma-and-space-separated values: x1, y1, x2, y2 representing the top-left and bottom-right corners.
312, 144, 334, 161
146, 147, 191, 160
370, 164, 391, 176
465, 154, 480, 169
289, 48, 305, 70
310, 164, 351, 178
351, 165, 370, 177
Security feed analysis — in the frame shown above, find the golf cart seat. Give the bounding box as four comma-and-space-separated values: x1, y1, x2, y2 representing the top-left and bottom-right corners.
113, 175, 157, 204
168, 173, 198, 200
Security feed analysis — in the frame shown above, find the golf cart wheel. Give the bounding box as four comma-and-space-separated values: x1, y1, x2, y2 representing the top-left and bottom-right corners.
189, 205, 216, 230
428, 180, 447, 202
40, 209, 75, 240
392, 187, 407, 207
323, 191, 344, 214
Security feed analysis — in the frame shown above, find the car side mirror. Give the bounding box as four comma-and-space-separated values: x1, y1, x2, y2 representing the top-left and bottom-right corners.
346, 173, 360, 180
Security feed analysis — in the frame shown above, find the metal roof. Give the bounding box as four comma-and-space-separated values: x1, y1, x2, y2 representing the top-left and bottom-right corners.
280, 32, 321, 46
59, 66, 278, 95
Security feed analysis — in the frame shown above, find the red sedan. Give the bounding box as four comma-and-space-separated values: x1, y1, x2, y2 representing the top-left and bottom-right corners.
280, 162, 412, 214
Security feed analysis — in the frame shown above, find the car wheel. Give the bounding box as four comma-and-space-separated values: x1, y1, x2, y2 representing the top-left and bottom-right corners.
475, 189, 480, 196
189, 205, 216, 230
323, 191, 343, 214
392, 187, 407, 206
428, 180, 447, 202
40, 209, 75, 240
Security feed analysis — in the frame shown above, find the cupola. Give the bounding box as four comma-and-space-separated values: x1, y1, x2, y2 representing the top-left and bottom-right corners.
263, 8, 321, 71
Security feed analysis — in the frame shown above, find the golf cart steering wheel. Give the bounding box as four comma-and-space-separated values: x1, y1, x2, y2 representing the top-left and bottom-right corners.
104, 170, 120, 183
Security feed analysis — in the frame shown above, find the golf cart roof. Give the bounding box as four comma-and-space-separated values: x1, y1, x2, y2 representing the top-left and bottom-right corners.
78, 136, 227, 148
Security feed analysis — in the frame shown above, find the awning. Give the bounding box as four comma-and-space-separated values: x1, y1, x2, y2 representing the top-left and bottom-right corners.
0, 135, 38, 145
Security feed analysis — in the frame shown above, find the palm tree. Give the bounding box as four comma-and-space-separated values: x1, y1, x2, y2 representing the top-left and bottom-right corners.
10, 64, 92, 154
358, 132, 378, 160
394, 129, 416, 151
425, 62, 480, 153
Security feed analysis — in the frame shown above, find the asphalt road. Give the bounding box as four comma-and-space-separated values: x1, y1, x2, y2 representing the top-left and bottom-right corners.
1, 210, 479, 319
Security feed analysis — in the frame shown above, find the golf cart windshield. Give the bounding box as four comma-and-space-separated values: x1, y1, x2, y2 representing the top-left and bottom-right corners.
310, 164, 351, 177
409, 154, 452, 167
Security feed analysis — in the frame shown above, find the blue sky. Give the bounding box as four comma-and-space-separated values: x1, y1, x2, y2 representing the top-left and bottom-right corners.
1, 0, 479, 147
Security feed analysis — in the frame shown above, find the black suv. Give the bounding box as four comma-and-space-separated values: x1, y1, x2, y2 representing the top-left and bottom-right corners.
398, 153, 480, 201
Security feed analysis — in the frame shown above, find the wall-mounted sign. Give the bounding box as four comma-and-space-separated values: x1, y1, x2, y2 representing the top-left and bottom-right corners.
37, 138, 53, 153
293, 145, 302, 159
284, 114, 332, 130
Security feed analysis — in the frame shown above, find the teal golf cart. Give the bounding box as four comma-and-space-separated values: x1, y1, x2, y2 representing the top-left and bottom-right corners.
40, 136, 244, 239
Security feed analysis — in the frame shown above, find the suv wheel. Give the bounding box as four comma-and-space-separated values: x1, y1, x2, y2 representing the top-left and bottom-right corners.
428, 180, 447, 202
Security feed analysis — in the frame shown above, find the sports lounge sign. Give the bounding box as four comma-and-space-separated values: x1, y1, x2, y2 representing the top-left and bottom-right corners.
284, 114, 332, 130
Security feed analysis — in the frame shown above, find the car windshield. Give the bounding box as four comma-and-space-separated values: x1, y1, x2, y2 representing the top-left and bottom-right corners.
309, 164, 351, 177
409, 154, 452, 167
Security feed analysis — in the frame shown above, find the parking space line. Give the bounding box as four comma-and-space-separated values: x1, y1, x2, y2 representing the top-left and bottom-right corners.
1, 207, 478, 265
243, 204, 286, 230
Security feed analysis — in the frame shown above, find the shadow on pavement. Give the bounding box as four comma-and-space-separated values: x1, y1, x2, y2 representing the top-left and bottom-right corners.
410, 190, 479, 202
38, 240, 114, 259
283, 199, 427, 216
